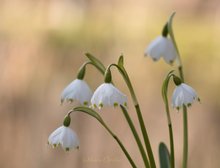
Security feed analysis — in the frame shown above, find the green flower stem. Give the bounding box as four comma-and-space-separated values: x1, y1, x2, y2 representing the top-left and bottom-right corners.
182, 105, 188, 168
167, 12, 188, 168
120, 105, 150, 168
162, 71, 175, 168
110, 63, 156, 168
101, 120, 138, 168
71, 107, 137, 168
169, 124, 174, 168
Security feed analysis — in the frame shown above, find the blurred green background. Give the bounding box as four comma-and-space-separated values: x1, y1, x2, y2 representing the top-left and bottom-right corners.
0, 0, 220, 167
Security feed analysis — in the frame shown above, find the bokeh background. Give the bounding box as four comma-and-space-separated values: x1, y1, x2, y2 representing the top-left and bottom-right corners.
0, 0, 220, 168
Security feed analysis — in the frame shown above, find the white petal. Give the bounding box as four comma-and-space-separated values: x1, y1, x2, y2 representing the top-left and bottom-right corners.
61, 79, 93, 105
172, 83, 199, 108
60, 127, 80, 150
91, 83, 127, 108
162, 38, 177, 64
145, 36, 177, 64
145, 36, 165, 61
48, 126, 64, 146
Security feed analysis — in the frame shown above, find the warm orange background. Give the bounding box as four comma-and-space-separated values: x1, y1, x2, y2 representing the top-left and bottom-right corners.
0, 0, 220, 168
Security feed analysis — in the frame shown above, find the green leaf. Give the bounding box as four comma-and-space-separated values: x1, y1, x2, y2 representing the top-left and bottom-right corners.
85, 53, 106, 75
159, 142, 171, 168
73, 106, 103, 122
118, 55, 124, 67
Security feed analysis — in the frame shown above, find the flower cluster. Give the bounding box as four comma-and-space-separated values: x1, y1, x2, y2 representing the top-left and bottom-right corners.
48, 62, 128, 151
48, 13, 200, 168
61, 79, 127, 109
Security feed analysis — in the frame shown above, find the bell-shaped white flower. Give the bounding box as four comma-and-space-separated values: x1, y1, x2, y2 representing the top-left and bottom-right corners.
48, 126, 80, 151
144, 36, 177, 64
61, 79, 93, 105
91, 83, 127, 109
172, 83, 199, 109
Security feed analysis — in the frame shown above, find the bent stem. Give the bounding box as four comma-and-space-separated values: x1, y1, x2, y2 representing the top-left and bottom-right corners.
162, 71, 176, 168
120, 105, 150, 168
109, 63, 156, 168
72, 107, 137, 168
167, 12, 188, 168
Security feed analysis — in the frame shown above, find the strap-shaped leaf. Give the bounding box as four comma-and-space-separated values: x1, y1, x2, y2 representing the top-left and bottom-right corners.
159, 142, 171, 168
85, 53, 106, 75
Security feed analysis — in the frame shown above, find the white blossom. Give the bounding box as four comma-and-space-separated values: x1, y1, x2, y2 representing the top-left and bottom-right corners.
172, 83, 199, 109
91, 83, 127, 109
61, 79, 93, 105
48, 126, 79, 151
144, 36, 177, 64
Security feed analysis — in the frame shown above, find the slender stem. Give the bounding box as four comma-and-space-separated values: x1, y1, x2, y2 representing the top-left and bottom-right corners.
120, 105, 150, 168
169, 124, 175, 168
168, 12, 188, 168
182, 105, 188, 168
101, 121, 138, 168
72, 108, 137, 168
164, 95, 175, 168
178, 66, 188, 168
110, 64, 156, 168
135, 104, 156, 168
162, 72, 175, 168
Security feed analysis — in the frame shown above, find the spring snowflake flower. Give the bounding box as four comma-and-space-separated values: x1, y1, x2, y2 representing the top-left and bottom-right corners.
48, 126, 79, 151
61, 79, 93, 105
91, 83, 127, 109
144, 36, 177, 64
172, 83, 199, 109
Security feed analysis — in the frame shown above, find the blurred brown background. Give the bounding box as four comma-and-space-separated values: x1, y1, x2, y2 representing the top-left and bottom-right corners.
0, 0, 220, 168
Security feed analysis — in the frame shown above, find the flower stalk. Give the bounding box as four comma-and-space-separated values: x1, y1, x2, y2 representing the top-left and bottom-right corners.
167, 12, 188, 168
108, 61, 156, 168
162, 71, 176, 168
72, 107, 137, 168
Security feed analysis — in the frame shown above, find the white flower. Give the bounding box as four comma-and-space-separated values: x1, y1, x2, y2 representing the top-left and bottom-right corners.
172, 83, 199, 109
91, 83, 127, 109
48, 126, 79, 151
144, 36, 177, 64
61, 79, 93, 105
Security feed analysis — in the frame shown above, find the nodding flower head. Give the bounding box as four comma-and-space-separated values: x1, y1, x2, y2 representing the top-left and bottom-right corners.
172, 83, 200, 110
145, 36, 177, 65
48, 126, 80, 151
91, 83, 127, 109
61, 79, 93, 106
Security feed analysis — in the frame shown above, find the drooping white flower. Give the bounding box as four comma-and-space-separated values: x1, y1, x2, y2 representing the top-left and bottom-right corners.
144, 36, 177, 64
61, 79, 93, 105
172, 83, 199, 109
91, 83, 127, 109
48, 126, 79, 151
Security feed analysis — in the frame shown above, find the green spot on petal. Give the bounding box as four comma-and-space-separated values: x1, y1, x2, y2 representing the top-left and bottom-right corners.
114, 103, 118, 107
65, 148, 70, 151
84, 101, 88, 106
124, 102, 127, 107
